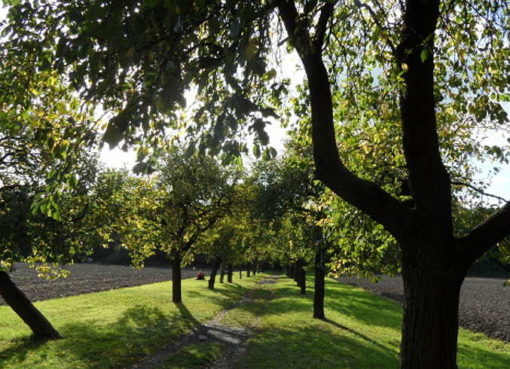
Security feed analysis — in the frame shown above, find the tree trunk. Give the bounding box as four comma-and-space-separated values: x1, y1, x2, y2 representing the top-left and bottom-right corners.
247, 268, 251, 277
239, 269, 242, 279
299, 268, 306, 294
400, 265, 465, 369
219, 264, 225, 283
286, 265, 292, 278
0, 271, 61, 340
227, 265, 233, 283
171, 255, 182, 303
208, 259, 221, 290
313, 247, 326, 319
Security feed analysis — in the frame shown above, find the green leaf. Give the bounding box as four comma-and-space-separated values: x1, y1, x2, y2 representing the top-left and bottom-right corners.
253, 144, 261, 158
420, 49, 429, 63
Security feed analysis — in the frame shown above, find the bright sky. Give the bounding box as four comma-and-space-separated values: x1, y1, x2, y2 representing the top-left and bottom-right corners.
0, 5, 508, 202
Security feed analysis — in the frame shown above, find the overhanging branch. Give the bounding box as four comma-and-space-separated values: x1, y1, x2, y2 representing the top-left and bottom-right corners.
457, 201, 510, 263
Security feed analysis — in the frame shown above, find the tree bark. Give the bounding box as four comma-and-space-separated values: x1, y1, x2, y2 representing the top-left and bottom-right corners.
208, 259, 221, 290
247, 268, 251, 277
293, 263, 299, 284
313, 247, 326, 319
295, 261, 306, 294
0, 271, 61, 340
239, 269, 242, 279
299, 268, 306, 294
227, 265, 233, 283
219, 264, 225, 283
400, 266, 465, 369
171, 255, 182, 303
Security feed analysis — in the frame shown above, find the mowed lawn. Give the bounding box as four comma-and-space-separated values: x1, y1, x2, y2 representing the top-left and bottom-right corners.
218, 276, 510, 369
0, 274, 509, 369
0, 277, 254, 369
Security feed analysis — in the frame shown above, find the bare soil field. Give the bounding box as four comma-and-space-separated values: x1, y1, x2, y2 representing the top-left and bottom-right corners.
0, 263, 209, 305
338, 276, 510, 342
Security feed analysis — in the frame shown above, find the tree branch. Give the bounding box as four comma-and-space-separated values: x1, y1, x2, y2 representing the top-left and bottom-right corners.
314, 1, 338, 51
354, 0, 397, 55
457, 201, 510, 263
278, 0, 413, 239
452, 181, 508, 203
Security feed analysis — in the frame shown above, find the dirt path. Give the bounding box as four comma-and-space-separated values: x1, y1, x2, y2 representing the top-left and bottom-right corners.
129, 275, 281, 369
207, 275, 281, 369
128, 299, 250, 369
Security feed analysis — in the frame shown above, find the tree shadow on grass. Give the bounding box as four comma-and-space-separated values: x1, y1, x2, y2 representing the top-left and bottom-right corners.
457, 341, 510, 369
185, 283, 250, 311
175, 302, 200, 327
256, 281, 401, 330
322, 318, 389, 351
0, 336, 46, 367
239, 325, 399, 369
324, 281, 402, 329
0, 304, 200, 369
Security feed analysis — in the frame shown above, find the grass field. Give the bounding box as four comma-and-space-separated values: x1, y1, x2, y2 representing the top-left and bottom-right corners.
0, 277, 254, 369
0, 274, 509, 369
225, 276, 510, 369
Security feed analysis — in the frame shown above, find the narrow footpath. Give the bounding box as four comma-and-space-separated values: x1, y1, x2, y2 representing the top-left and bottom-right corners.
128, 275, 281, 369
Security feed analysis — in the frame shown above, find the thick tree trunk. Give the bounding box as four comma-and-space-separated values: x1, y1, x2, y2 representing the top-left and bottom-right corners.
313, 248, 326, 319
171, 255, 182, 303
208, 259, 221, 290
400, 265, 465, 369
247, 268, 251, 277
0, 271, 61, 340
227, 265, 233, 283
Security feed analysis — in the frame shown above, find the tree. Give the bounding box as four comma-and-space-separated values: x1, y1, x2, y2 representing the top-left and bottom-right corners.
116, 146, 238, 303
202, 216, 241, 289
0, 45, 97, 339
201, 182, 256, 289
6, 1, 510, 366
253, 145, 330, 318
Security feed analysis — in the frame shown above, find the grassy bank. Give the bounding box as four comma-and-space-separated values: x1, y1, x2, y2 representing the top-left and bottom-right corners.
0, 277, 254, 369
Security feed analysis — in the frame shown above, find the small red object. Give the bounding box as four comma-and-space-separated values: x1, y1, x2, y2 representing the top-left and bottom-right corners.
196, 272, 205, 280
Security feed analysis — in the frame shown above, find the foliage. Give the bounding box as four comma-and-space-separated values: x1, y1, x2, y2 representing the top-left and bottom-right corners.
0, 42, 98, 272
109, 146, 240, 266
251, 141, 328, 271
2, 0, 284, 160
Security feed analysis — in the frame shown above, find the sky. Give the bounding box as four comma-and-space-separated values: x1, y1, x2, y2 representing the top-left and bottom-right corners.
0, 5, 508, 202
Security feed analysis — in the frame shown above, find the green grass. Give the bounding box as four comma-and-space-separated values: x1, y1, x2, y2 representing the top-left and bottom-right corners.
0, 277, 255, 369
1, 274, 508, 369
158, 342, 224, 369
224, 275, 510, 369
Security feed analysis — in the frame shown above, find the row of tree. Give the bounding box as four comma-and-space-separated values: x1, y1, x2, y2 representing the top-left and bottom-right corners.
1, 1, 510, 368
